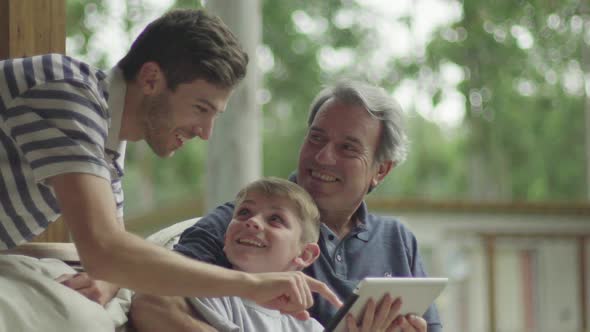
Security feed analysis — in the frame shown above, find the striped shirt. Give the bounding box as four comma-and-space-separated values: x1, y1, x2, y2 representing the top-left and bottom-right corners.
0, 54, 126, 249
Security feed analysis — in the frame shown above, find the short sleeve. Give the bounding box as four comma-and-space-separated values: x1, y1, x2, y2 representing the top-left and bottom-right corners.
2, 79, 111, 184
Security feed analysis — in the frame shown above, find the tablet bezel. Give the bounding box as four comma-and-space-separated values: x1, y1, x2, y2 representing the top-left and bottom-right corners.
324, 277, 448, 332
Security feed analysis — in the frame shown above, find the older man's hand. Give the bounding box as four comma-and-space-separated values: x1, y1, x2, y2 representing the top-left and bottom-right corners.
345, 294, 403, 332
391, 314, 427, 332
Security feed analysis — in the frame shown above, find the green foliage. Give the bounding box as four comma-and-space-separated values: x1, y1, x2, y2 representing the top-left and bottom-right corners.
66, 0, 109, 67
374, 115, 469, 199
421, 0, 587, 200
65, 0, 589, 216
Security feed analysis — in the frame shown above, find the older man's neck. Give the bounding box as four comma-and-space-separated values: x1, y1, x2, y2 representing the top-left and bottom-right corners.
320, 209, 357, 239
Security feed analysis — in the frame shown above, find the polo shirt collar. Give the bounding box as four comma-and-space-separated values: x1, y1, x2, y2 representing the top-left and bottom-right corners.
353, 201, 370, 242
104, 66, 126, 159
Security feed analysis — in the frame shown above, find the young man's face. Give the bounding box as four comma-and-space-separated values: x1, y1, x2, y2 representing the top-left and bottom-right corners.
223, 192, 307, 273
143, 79, 231, 157
297, 99, 390, 215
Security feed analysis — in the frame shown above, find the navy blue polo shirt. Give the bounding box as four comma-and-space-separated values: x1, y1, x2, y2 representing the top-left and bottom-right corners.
174, 198, 442, 331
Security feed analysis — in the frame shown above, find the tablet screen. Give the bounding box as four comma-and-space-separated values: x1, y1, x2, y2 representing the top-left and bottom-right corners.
324, 277, 447, 332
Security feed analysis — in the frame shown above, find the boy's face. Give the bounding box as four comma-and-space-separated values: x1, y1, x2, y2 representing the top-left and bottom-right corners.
143, 78, 232, 157
223, 192, 309, 273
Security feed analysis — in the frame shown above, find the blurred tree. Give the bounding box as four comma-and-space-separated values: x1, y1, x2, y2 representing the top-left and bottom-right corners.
66, 0, 108, 66
422, 0, 587, 201
65, 0, 589, 219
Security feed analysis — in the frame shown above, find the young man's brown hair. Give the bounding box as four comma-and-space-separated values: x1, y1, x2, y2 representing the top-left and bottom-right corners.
118, 8, 248, 90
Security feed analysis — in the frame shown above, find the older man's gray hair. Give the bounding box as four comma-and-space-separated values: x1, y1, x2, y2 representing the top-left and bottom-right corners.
307, 80, 409, 165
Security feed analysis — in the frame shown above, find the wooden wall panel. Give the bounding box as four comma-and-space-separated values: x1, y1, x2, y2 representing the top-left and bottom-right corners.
0, 0, 65, 58
0, 0, 8, 59
0, 0, 68, 243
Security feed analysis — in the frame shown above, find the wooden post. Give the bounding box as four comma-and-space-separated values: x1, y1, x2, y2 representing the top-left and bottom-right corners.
580, 236, 588, 332
484, 235, 497, 332
0, 0, 69, 243
0, 0, 65, 58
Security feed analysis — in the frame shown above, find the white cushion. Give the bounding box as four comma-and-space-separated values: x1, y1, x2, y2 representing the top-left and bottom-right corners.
145, 217, 201, 249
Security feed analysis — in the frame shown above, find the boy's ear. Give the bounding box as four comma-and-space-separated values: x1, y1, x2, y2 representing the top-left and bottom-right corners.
137, 61, 166, 95
292, 243, 320, 270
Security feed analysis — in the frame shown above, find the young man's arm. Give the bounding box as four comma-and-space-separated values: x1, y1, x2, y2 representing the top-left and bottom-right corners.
49, 172, 341, 315
54, 220, 123, 306
130, 203, 234, 330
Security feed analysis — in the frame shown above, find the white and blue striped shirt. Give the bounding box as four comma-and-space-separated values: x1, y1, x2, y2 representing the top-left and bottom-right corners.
0, 54, 125, 249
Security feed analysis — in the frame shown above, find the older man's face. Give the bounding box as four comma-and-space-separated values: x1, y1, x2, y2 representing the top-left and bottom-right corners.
297, 99, 388, 215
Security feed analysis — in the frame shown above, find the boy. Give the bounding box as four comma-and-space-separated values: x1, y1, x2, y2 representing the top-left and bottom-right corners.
132, 177, 325, 331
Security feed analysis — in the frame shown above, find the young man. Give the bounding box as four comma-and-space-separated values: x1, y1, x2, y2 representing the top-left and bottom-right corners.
131, 80, 442, 332
133, 177, 403, 332
0, 8, 339, 330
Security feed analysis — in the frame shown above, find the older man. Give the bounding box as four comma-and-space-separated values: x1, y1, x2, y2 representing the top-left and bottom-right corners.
132, 80, 442, 332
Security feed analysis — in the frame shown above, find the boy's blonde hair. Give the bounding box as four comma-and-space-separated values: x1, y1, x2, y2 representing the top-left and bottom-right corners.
234, 177, 320, 244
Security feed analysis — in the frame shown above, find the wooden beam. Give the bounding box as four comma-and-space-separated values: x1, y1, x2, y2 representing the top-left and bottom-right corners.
367, 197, 590, 216
478, 232, 590, 239
0, 0, 68, 243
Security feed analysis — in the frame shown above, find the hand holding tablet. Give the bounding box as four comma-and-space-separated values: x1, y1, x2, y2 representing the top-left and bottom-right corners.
324, 277, 448, 332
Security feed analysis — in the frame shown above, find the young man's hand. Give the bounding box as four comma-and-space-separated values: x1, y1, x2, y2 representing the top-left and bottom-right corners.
55, 273, 120, 306
247, 271, 342, 320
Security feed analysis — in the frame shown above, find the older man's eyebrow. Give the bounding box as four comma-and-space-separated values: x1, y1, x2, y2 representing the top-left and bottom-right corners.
311, 127, 362, 144
344, 135, 363, 146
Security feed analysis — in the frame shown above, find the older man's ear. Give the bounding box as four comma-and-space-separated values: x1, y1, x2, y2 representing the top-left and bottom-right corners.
370, 160, 395, 190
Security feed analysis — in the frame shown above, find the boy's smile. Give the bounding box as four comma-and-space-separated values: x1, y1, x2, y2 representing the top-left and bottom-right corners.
235, 237, 267, 248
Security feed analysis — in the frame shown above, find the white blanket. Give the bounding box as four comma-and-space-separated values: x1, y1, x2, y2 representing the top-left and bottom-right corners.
0, 218, 200, 332
0, 255, 130, 332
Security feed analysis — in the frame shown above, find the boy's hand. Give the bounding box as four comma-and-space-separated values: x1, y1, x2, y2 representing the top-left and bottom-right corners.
55, 272, 120, 306
247, 271, 342, 320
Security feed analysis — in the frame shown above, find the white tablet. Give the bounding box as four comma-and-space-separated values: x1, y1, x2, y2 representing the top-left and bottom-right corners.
324, 277, 448, 332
